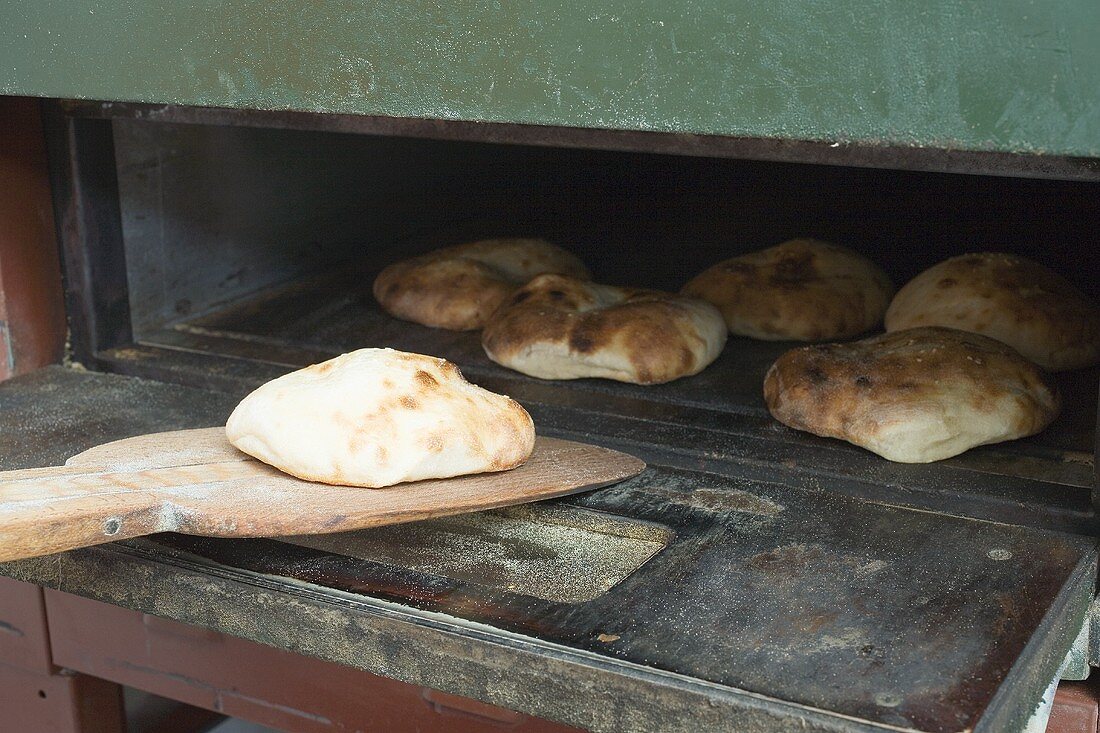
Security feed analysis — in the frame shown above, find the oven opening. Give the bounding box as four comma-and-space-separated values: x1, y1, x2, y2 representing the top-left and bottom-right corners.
76, 116, 1099, 532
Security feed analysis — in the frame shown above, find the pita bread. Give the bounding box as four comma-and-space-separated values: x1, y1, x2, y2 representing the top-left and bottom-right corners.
885, 252, 1100, 371
482, 274, 727, 384
373, 238, 591, 331
226, 349, 535, 487
681, 239, 894, 341
763, 327, 1060, 463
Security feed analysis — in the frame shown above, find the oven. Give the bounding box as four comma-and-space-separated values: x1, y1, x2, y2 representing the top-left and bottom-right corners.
1, 5, 1099, 730
0, 97, 1094, 733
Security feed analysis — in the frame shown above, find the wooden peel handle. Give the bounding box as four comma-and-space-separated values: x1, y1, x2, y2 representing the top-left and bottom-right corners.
0, 483, 166, 562
0, 461, 259, 563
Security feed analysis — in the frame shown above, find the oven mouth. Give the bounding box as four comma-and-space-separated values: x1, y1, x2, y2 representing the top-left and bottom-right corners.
44, 106, 1100, 534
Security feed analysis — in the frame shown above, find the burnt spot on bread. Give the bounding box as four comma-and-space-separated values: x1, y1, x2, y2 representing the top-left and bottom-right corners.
425, 435, 444, 453
414, 370, 439, 388
805, 365, 828, 385
488, 451, 512, 471
769, 251, 817, 287
854, 375, 871, 387
569, 329, 597, 353
399, 395, 419, 409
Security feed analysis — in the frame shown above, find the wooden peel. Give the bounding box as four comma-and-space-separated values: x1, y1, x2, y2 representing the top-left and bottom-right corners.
0, 428, 646, 563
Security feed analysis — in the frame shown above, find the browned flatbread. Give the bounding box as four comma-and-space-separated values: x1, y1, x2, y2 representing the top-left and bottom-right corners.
681, 239, 894, 341
763, 327, 1060, 463
885, 252, 1100, 371
373, 238, 590, 331
482, 274, 727, 385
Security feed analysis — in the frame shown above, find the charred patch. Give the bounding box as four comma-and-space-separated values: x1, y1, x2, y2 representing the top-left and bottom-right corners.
425, 436, 445, 453
806, 366, 828, 385
399, 396, 419, 409
769, 252, 817, 286
570, 330, 597, 353
415, 370, 439, 388
854, 375, 872, 387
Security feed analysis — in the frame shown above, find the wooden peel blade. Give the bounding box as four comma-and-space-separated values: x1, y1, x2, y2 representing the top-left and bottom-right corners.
0, 428, 645, 563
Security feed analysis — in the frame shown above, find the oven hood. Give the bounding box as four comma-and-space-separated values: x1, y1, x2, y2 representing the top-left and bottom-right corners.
2, 3, 1099, 172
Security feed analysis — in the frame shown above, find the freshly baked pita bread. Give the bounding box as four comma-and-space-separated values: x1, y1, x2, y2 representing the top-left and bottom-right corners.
885, 252, 1100, 371
482, 274, 727, 385
681, 239, 894, 341
226, 349, 535, 487
763, 327, 1060, 463
373, 238, 591, 331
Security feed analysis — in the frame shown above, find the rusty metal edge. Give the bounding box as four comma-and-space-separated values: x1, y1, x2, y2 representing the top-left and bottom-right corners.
54, 99, 1100, 182
1, 541, 933, 733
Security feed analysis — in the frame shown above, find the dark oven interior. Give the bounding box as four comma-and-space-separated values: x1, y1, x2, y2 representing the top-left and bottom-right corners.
53, 110, 1100, 534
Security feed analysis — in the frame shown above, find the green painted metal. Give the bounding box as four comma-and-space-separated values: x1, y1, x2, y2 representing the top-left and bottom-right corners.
2, 1, 1098, 156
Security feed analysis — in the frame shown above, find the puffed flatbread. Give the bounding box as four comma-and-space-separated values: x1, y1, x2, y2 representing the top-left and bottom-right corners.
482, 274, 727, 385
373, 238, 590, 331
763, 327, 1060, 463
226, 349, 535, 487
885, 252, 1100, 371
682, 239, 893, 341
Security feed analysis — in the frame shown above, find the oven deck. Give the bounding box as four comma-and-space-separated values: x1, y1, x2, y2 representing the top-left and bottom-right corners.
0, 366, 1094, 733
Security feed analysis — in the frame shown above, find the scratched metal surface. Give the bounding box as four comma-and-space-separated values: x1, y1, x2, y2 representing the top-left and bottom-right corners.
0, 366, 1095, 732
3, 2, 1099, 157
